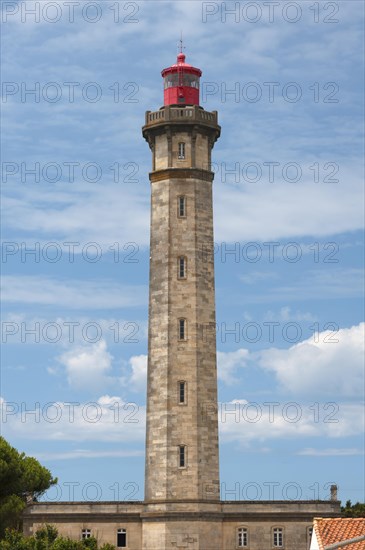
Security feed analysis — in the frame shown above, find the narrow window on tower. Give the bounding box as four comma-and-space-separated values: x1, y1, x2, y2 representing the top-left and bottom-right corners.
178, 256, 187, 279
178, 142, 185, 159
237, 527, 248, 547
178, 318, 187, 340
178, 196, 186, 218
178, 381, 186, 404
117, 528, 127, 548
273, 527, 284, 547
178, 445, 186, 467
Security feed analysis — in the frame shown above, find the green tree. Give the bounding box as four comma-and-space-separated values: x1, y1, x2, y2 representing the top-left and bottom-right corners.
34, 524, 59, 548
81, 538, 97, 550
0, 527, 116, 550
0, 528, 33, 550
341, 500, 365, 517
51, 538, 84, 550
0, 437, 57, 538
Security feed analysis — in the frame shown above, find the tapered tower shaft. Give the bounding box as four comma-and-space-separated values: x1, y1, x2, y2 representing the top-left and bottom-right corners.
143, 104, 220, 504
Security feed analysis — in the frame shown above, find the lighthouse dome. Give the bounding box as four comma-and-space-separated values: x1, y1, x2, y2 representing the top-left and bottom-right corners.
161, 53, 202, 106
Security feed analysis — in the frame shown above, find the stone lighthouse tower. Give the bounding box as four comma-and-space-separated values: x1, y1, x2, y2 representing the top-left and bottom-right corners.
142, 51, 222, 546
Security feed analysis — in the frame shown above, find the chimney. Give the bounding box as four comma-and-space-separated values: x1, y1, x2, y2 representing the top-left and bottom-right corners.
330, 484, 338, 501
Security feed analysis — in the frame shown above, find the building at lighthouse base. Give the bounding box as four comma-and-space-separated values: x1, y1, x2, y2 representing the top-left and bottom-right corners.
23, 498, 341, 549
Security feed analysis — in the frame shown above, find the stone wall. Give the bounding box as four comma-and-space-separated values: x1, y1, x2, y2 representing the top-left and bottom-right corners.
23, 500, 341, 549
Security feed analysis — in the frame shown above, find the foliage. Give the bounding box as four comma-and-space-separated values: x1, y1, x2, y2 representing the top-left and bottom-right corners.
0, 528, 32, 550
0, 437, 57, 538
341, 500, 365, 517
0, 495, 26, 536
51, 538, 84, 550
81, 538, 97, 550
35, 524, 59, 544
0, 527, 117, 549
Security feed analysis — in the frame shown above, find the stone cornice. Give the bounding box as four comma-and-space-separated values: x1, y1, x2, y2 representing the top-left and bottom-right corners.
22, 512, 142, 522
149, 168, 214, 183
142, 105, 221, 147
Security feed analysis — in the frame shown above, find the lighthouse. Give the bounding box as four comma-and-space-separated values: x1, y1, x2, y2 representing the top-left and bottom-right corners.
142, 51, 222, 546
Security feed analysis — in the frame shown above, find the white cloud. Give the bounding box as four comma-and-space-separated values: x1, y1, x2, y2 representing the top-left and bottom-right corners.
56, 339, 147, 394
237, 268, 364, 304
263, 306, 317, 322
219, 400, 364, 445
1, 276, 148, 309
217, 323, 364, 397
1, 313, 148, 346
128, 355, 147, 393
1, 395, 145, 443
35, 449, 144, 461
217, 349, 250, 385
297, 448, 364, 457
2, 1, 363, 249
3, 166, 363, 246
2, 181, 151, 248
240, 271, 279, 285
258, 323, 365, 397
2, 394, 363, 450
47, 366, 59, 376
214, 174, 364, 242
58, 340, 113, 390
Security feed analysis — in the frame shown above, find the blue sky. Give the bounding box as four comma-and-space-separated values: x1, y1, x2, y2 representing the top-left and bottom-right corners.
1, 0, 364, 505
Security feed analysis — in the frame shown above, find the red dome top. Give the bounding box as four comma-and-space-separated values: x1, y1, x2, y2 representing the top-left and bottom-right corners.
161, 53, 202, 78
161, 53, 202, 106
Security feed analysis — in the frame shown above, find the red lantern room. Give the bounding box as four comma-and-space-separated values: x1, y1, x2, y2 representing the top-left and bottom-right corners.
161, 52, 202, 106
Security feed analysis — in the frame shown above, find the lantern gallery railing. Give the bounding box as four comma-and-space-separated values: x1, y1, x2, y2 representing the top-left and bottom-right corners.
145, 105, 218, 126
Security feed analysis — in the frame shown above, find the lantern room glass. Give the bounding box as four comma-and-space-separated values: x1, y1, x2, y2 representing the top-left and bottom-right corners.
164, 74, 200, 89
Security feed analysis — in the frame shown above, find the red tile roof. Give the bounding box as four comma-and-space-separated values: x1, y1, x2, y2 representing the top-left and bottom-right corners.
313, 518, 365, 550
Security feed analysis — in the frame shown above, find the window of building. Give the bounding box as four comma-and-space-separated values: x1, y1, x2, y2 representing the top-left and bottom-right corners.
178, 196, 186, 217
237, 527, 248, 547
81, 529, 91, 540
179, 381, 186, 404
178, 318, 187, 340
178, 142, 185, 159
273, 527, 284, 547
179, 445, 186, 467
178, 256, 187, 279
117, 528, 127, 548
